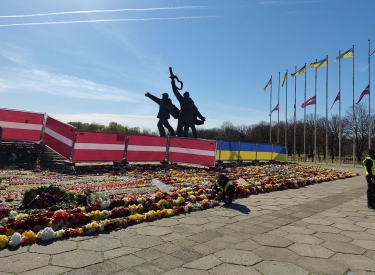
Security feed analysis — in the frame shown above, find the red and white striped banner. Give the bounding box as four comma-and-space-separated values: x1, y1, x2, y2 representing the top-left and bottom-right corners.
72, 131, 126, 162
0, 108, 44, 141
126, 135, 167, 162
43, 116, 76, 159
168, 137, 217, 167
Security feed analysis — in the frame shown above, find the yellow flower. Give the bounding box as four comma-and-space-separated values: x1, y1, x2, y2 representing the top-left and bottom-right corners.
91, 210, 101, 221
22, 230, 36, 241
15, 213, 29, 222
55, 230, 65, 238
0, 235, 8, 249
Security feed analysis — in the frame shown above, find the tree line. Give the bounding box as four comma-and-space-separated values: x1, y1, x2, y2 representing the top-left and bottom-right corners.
69, 103, 373, 161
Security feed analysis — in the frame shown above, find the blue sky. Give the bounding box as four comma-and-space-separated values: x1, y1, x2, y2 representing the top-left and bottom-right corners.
0, 0, 374, 133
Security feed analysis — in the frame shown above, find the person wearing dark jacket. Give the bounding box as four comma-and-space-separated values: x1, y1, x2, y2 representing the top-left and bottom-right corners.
145, 92, 176, 137
213, 174, 235, 204
363, 149, 375, 209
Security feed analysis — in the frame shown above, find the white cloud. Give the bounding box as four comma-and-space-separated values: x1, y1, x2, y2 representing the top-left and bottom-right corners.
0, 68, 143, 102
0, 6, 205, 18
0, 44, 29, 65
0, 16, 219, 28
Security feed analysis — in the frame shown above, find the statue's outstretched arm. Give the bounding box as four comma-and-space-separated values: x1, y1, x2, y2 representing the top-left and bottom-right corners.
145, 92, 162, 105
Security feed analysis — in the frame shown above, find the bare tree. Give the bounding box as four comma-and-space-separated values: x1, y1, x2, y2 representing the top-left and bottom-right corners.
343, 103, 369, 162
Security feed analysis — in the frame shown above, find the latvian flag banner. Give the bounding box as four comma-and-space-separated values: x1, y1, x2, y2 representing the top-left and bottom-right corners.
356, 85, 370, 104
301, 95, 316, 108
269, 104, 279, 116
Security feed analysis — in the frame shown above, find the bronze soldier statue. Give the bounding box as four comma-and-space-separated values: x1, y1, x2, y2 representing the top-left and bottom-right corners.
145, 92, 177, 137
169, 67, 205, 138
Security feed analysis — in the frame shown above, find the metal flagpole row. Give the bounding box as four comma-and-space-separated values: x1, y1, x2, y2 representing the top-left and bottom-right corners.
314, 59, 317, 164
278, 72, 280, 144
368, 40, 371, 150
339, 50, 342, 166
285, 70, 288, 152
270, 75, 273, 144
294, 66, 297, 161
352, 45, 355, 167
304, 63, 306, 162
325, 55, 329, 164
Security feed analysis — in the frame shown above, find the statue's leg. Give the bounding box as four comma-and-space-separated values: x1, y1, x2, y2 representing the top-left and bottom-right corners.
190, 124, 198, 138
164, 120, 176, 136
182, 125, 189, 137
157, 120, 166, 136
176, 119, 184, 137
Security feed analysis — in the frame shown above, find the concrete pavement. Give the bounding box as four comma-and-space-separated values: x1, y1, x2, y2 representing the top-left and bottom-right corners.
0, 163, 374, 275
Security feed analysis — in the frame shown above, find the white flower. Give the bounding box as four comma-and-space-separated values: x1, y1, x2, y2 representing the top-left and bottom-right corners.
101, 200, 111, 209
9, 210, 18, 217
37, 227, 56, 241
99, 224, 105, 232
9, 232, 22, 247
0, 218, 8, 225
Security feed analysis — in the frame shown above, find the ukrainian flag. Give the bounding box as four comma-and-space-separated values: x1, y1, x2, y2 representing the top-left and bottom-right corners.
310, 57, 328, 68
335, 47, 354, 60
263, 78, 272, 91
291, 65, 306, 77
282, 71, 287, 87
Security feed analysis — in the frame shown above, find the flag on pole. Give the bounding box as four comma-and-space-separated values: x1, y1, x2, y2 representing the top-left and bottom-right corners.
356, 85, 370, 104
291, 65, 306, 77
294, 103, 296, 118
335, 47, 354, 60
282, 72, 287, 87
301, 95, 316, 108
309, 57, 328, 68
269, 104, 279, 116
263, 78, 272, 91
330, 91, 340, 110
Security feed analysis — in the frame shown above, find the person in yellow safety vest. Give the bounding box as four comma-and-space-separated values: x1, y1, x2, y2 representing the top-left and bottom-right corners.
214, 174, 235, 204
363, 149, 375, 210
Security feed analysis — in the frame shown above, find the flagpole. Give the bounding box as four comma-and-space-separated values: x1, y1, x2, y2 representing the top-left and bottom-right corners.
325, 55, 329, 164
304, 63, 306, 162
270, 75, 272, 144
369, 39, 371, 150
352, 45, 355, 167
278, 72, 280, 144
294, 66, 297, 162
314, 59, 317, 164
285, 70, 288, 154
339, 50, 342, 166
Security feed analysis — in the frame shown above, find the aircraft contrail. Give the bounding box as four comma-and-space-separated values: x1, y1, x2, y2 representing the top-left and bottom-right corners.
0, 6, 205, 18
0, 16, 219, 28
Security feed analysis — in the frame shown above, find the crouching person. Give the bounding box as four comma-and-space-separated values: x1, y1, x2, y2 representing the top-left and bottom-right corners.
214, 174, 235, 204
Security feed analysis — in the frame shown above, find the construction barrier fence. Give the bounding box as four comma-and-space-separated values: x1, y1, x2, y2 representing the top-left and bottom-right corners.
0, 107, 288, 165
0, 108, 44, 142
43, 116, 76, 159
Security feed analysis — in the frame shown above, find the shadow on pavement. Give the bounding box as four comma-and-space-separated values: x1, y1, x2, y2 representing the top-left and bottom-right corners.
221, 202, 251, 214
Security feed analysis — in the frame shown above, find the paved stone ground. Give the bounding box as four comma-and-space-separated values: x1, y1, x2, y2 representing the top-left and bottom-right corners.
1, 163, 375, 275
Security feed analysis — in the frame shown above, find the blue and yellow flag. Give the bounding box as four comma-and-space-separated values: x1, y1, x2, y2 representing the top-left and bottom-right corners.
282, 71, 287, 87
310, 57, 328, 68
335, 47, 354, 60
263, 78, 272, 91
291, 65, 306, 77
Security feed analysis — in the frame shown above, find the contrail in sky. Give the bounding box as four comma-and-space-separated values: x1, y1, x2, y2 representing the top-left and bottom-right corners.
0, 16, 219, 28
0, 6, 205, 18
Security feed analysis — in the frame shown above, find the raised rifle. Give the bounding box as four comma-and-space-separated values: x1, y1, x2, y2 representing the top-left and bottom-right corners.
169, 67, 183, 91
